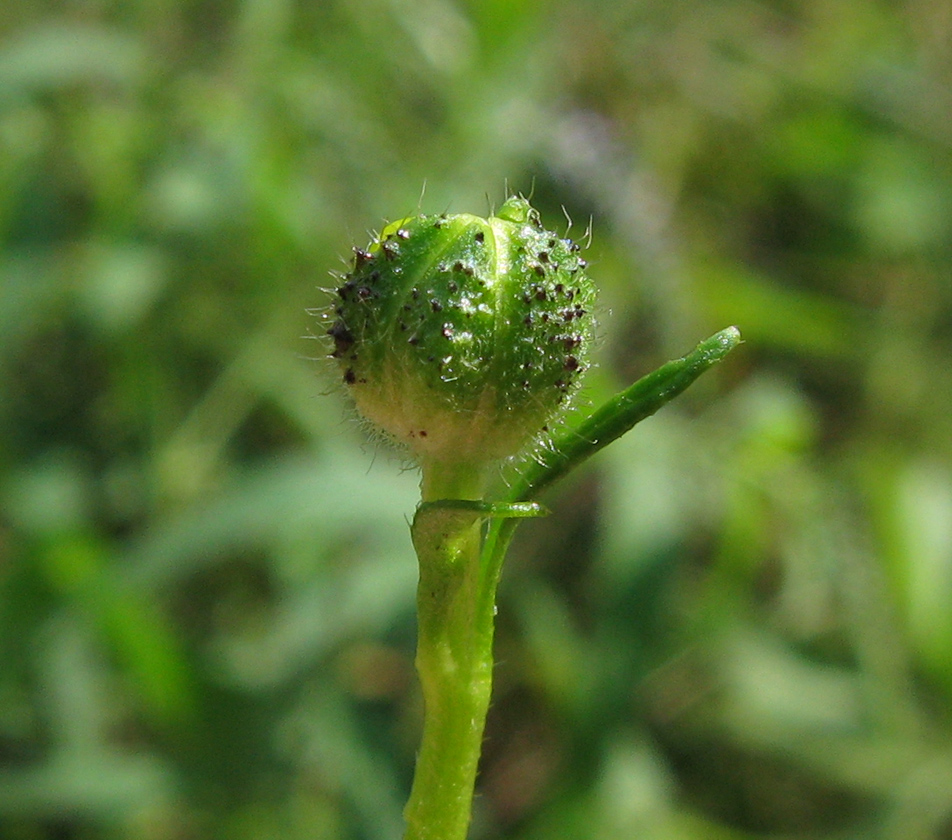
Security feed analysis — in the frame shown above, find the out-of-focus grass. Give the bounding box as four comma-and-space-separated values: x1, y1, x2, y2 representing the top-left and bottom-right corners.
2, 1, 952, 838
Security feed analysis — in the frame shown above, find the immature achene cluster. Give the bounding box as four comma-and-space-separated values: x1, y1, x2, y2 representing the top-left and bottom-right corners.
325, 196, 596, 467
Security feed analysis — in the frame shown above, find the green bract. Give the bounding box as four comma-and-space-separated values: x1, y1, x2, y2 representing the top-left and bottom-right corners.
327, 197, 596, 470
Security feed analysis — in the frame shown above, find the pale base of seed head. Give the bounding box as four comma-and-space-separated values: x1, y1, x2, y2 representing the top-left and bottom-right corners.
349, 374, 545, 467
315, 340, 598, 507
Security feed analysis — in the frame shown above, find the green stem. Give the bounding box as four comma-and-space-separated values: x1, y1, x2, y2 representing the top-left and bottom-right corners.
403, 501, 493, 840
404, 492, 547, 840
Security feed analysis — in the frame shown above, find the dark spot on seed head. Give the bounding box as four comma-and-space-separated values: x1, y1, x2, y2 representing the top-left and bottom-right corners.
382, 241, 399, 260
539, 251, 550, 263
564, 355, 580, 371
533, 264, 545, 277
474, 230, 485, 243
337, 281, 355, 300
353, 247, 373, 267
442, 324, 454, 338
344, 368, 356, 384
535, 286, 547, 301
327, 321, 355, 355
431, 299, 443, 312
419, 430, 427, 437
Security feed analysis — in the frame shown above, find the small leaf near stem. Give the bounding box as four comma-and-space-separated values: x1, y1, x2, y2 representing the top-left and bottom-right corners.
479, 326, 742, 619
505, 326, 742, 502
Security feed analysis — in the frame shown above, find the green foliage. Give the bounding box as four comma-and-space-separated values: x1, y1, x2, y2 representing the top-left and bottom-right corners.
1, 1, 951, 839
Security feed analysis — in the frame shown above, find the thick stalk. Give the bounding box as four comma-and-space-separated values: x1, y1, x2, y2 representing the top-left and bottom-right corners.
403, 462, 495, 840
404, 502, 494, 840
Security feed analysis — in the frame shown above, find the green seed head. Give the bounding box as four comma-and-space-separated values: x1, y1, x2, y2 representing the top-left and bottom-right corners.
326, 196, 596, 470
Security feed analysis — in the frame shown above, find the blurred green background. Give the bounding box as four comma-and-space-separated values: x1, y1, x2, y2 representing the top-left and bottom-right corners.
2, 1, 952, 838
